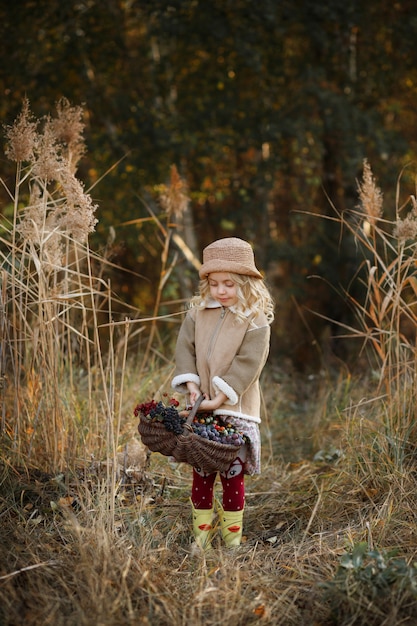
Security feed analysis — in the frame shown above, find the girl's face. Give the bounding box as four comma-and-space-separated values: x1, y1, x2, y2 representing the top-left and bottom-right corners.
208, 272, 238, 307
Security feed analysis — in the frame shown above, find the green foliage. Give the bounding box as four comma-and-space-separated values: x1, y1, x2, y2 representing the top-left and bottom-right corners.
321, 543, 417, 623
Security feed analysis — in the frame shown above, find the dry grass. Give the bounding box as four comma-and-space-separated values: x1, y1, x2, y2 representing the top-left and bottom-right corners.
2, 387, 417, 626
1, 107, 417, 625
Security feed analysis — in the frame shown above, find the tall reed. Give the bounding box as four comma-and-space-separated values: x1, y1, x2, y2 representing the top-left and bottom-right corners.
0, 99, 194, 481
326, 160, 417, 472
0, 99, 129, 473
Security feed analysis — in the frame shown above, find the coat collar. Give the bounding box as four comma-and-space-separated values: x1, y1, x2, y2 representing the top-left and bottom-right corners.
202, 298, 252, 317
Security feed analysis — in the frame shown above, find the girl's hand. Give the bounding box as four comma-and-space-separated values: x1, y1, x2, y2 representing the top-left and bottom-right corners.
186, 382, 202, 406
198, 392, 228, 412
197, 398, 218, 412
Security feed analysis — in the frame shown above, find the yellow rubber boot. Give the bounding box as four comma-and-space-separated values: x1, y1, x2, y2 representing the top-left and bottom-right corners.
191, 500, 214, 551
219, 505, 244, 547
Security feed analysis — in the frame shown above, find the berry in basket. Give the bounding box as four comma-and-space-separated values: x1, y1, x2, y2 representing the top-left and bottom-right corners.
135, 398, 247, 448
134, 398, 185, 435
191, 413, 246, 447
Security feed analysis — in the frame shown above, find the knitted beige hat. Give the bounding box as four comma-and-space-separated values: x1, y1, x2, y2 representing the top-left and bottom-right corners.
198, 237, 262, 279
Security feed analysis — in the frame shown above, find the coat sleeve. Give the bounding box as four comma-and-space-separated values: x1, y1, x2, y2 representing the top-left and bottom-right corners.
171, 310, 201, 394
212, 324, 270, 403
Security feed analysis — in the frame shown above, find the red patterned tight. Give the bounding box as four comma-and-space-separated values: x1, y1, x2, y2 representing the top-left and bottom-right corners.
191, 457, 245, 511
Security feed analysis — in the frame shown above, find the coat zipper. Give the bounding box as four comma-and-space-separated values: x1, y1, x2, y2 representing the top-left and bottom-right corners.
206, 307, 227, 360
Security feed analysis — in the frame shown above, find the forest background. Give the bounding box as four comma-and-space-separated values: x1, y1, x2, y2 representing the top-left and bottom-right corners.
3, 0, 417, 369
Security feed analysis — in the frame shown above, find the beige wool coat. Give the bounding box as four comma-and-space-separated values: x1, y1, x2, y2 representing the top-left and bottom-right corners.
172, 301, 271, 474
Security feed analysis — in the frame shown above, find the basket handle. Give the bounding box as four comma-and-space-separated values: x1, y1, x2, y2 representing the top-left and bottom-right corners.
184, 394, 205, 430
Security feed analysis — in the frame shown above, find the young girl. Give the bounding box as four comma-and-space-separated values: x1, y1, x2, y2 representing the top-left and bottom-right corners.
172, 237, 274, 549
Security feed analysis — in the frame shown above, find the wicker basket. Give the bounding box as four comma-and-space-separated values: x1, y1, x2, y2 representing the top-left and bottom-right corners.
138, 395, 243, 473
137, 418, 178, 457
